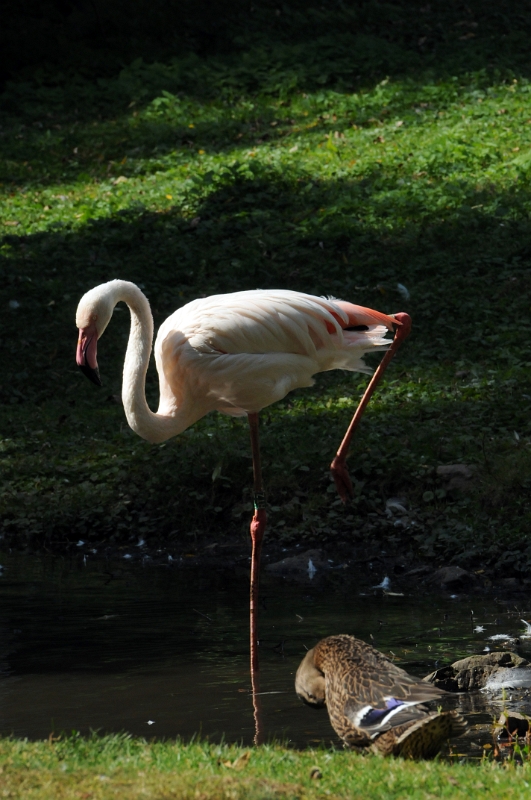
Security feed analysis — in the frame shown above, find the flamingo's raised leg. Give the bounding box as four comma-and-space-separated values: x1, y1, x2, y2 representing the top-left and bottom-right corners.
248, 411, 266, 744
331, 313, 412, 502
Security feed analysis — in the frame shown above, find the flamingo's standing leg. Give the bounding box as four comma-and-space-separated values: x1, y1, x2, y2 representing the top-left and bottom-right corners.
331, 313, 412, 502
248, 411, 266, 744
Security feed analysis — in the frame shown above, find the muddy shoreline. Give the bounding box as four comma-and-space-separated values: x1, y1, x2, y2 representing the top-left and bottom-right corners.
18, 531, 528, 602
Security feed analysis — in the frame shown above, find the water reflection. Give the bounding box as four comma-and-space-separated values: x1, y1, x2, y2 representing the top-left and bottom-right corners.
0, 552, 529, 754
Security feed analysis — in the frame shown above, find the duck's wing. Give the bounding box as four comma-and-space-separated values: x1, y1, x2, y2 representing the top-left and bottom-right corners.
349, 655, 446, 705
316, 635, 448, 738
318, 635, 447, 706
343, 694, 434, 737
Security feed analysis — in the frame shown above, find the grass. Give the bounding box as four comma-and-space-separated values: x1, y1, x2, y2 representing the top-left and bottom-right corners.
1, 733, 531, 800
1, 0, 531, 574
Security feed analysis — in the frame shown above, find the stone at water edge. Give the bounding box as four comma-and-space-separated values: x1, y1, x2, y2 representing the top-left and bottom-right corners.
265, 549, 329, 576
485, 667, 531, 691
428, 566, 475, 591
424, 651, 530, 692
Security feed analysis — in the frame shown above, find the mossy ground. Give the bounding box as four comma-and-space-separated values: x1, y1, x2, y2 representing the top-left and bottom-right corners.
1, 734, 530, 800
1, 1, 531, 571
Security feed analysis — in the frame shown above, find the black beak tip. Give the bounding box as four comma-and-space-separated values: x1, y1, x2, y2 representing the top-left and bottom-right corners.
79, 364, 103, 387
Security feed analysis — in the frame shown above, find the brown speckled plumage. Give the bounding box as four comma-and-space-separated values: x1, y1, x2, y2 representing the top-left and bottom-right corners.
295, 635, 466, 758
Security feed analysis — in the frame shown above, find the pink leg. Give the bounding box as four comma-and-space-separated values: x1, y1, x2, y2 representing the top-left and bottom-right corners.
248, 412, 266, 744
331, 312, 412, 502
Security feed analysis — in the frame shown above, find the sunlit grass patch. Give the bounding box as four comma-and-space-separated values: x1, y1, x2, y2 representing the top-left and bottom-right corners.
1, 734, 531, 800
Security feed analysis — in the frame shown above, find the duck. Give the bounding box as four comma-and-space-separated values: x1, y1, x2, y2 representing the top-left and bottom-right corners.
295, 634, 467, 758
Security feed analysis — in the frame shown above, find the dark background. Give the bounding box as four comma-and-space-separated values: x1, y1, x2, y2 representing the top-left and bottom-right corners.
2, 1, 530, 91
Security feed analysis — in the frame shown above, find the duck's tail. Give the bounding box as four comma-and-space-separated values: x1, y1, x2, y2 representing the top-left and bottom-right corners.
373, 711, 467, 759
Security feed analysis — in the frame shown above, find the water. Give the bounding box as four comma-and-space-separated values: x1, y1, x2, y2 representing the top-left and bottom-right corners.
0, 552, 529, 753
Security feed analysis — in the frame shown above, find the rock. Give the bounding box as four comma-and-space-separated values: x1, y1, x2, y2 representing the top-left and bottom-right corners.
498, 711, 530, 739
424, 651, 530, 692
500, 577, 519, 587
484, 667, 531, 691
429, 566, 474, 590
402, 565, 431, 578
436, 464, 476, 492
385, 497, 408, 517
265, 549, 329, 577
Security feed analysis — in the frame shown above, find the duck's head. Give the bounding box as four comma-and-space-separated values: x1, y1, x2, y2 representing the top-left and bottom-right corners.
295, 648, 326, 708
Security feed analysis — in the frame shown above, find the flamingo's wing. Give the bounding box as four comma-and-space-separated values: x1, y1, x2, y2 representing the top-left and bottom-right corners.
160, 290, 392, 360
155, 290, 393, 415
158, 343, 318, 416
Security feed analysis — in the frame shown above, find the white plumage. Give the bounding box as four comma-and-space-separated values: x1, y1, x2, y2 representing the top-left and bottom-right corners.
157, 289, 391, 419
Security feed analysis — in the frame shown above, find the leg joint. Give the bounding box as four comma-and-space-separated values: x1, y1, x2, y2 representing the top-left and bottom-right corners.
253, 491, 267, 510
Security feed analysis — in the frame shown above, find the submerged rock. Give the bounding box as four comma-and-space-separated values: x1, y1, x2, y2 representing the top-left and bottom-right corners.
428, 566, 474, 591
265, 549, 329, 577
424, 651, 530, 692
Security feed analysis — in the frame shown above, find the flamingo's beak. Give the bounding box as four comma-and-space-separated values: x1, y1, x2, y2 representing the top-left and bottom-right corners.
331, 301, 399, 332
76, 322, 102, 386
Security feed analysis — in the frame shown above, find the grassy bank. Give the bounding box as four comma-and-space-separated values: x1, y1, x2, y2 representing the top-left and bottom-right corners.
0, 734, 530, 800
1, 1, 531, 570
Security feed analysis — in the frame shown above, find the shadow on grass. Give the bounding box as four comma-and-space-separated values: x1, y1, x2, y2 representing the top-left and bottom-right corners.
2, 0, 531, 134
3, 1, 531, 95
2, 162, 531, 381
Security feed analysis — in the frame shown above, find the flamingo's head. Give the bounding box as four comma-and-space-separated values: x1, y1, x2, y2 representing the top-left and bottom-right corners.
75, 285, 115, 387
295, 648, 326, 708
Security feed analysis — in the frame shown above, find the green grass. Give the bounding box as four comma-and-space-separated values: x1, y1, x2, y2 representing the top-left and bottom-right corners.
0, 734, 530, 800
1, 0, 531, 572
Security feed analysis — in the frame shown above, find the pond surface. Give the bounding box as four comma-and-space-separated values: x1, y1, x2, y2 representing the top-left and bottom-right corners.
0, 552, 529, 754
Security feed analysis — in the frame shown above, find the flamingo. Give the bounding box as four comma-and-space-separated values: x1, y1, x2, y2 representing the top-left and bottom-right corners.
75, 280, 411, 731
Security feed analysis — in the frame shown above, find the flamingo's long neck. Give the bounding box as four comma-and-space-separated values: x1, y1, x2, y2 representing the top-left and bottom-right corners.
114, 282, 193, 444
